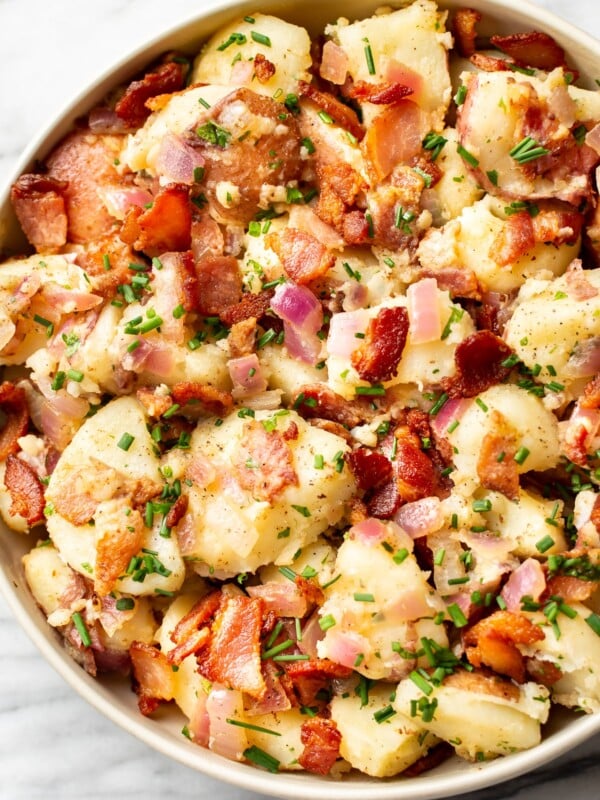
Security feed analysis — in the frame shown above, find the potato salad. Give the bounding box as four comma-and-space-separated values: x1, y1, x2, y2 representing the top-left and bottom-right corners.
4, 0, 600, 780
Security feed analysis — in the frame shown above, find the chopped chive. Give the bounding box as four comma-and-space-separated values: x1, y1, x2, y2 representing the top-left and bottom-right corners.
277, 527, 290, 539
434, 548, 446, 566
72, 612, 91, 647
447, 603, 468, 628
373, 704, 396, 724
514, 446, 530, 465
117, 432, 135, 451
251, 31, 272, 47
51, 371, 66, 391
262, 639, 294, 660
409, 670, 433, 695
291, 504, 311, 517
422, 132, 447, 161
67, 369, 84, 382
486, 169, 498, 186
116, 597, 135, 611
318, 110, 334, 124
354, 592, 375, 602
429, 393, 448, 416
454, 84, 467, 105
33, 314, 54, 336
536, 535, 555, 553
585, 613, 600, 636
393, 548, 409, 564
355, 384, 386, 397
278, 566, 296, 581
364, 40, 376, 75
172, 303, 185, 319
272, 653, 310, 662
319, 614, 336, 631
227, 719, 281, 736
475, 398, 488, 412
243, 745, 280, 773
447, 420, 459, 434
456, 144, 479, 167
217, 32, 247, 51
314, 454, 324, 470
472, 499, 492, 513
440, 307, 464, 340
509, 136, 550, 164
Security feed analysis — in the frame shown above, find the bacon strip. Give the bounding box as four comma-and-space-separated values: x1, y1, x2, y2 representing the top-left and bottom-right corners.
115, 61, 187, 128
284, 658, 352, 706
452, 8, 482, 57
130, 641, 176, 716
346, 448, 394, 492
299, 81, 364, 141
462, 610, 544, 683
4, 454, 45, 525
490, 31, 568, 71
351, 306, 409, 384
199, 595, 266, 698
195, 255, 243, 314
171, 382, 233, 418
0, 383, 30, 461
347, 80, 414, 105
10, 174, 68, 253
234, 420, 298, 502
298, 717, 341, 775
120, 184, 192, 257
219, 289, 274, 326
293, 383, 377, 428
167, 590, 222, 666
476, 410, 520, 501
444, 331, 513, 398
270, 228, 335, 285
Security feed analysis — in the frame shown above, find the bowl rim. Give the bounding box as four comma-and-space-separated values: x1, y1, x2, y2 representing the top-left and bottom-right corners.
2, 0, 600, 797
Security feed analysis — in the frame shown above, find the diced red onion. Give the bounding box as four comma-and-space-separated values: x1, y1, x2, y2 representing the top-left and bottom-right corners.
298, 611, 325, 658
324, 630, 370, 669
586, 122, 600, 156
99, 186, 154, 220
88, 106, 131, 134
430, 397, 472, 438
394, 496, 443, 538
407, 278, 441, 344
206, 687, 248, 761
564, 338, 600, 378
271, 282, 323, 365
320, 41, 350, 85
349, 517, 388, 545
189, 691, 210, 746
40, 282, 103, 314
228, 354, 268, 398
121, 338, 174, 377
155, 133, 206, 185
500, 558, 546, 613
327, 309, 369, 359
246, 581, 307, 618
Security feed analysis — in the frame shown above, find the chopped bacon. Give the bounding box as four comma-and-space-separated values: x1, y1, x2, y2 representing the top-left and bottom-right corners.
342, 210, 371, 245
363, 101, 422, 182
171, 382, 233, 418
269, 228, 335, 285
580, 374, 600, 409
46, 130, 124, 243
299, 81, 364, 141
403, 743, 454, 777
253, 53, 276, 83
10, 174, 68, 253
247, 581, 309, 618
168, 589, 223, 666
462, 610, 544, 683
367, 479, 403, 519
351, 306, 409, 384
199, 595, 266, 698
165, 494, 188, 528
298, 717, 341, 775
0, 382, 30, 461
94, 504, 145, 596
469, 53, 511, 72
444, 331, 513, 398
348, 80, 414, 105
444, 667, 521, 701
130, 641, 176, 716
420, 267, 480, 300
346, 448, 393, 492
452, 8, 482, 57
525, 657, 563, 687
247, 661, 293, 716
393, 434, 437, 504
295, 575, 325, 610
74, 234, 139, 297
234, 419, 298, 502
4, 454, 44, 525
219, 289, 274, 326
493, 211, 535, 266
490, 31, 568, 72
52, 481, 97, 526
195, 254, 243, 315
477, 411, 520, 500
293, 383, 377, 428
227, 317, 257, 358
120, 183, 192, 257
316, 161, 365, 232
115, 61, 186, 128
284, 658, 353, 707
544, 575, 596, 603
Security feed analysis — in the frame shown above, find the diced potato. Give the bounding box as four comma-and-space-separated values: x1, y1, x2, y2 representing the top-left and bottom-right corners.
447, 384, 560, 492
22, 543, 78, 615
394, 674, 550, 760
482, 489, 567, 558
331, 685, 437, 777
520, 603, 600, 713
193, 14, 312, 98
183, 409, 355, 576
259, 537, 337, 587
244, 709, 306, 770
317, 522, 447, 680
260, 344, 326, 403
327, 0, 452, 127
418, 195, 577, 293
504, 269, 600, 391
99, 598, 157, 649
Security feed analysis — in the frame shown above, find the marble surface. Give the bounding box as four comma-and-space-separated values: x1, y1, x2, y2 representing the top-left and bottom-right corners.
2, 0, 600, 798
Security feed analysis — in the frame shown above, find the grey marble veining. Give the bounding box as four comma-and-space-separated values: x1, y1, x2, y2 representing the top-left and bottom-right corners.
2, 0, 600, 798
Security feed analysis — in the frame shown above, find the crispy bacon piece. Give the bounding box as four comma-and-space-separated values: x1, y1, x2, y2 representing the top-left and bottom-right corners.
171, 382, 233, 418
115, 61, 186, 128
347, 80, 414, 105
0, 382, 30, 461
444, 667, 521, 701
130, 641, 176, 716
74, 234, 139, 297
10, 174, 68, 253
493, 211, 535, 266
293, 383, 377, 427
195, 254, 243, 314
219, 289, 274, 326
533, 206, 583, 246
316, 161, 365, 232
363, 101, 423, 182
234, 420, 298, 502
4, 454, 44, 525
199, 595, 266, 698
543, 575, 596, 603
580, 374, 600, 409
367, 480, 402, 519
53, 483, 97, 526
462, 610, 544, 683
120, 184, 192, 257
298, 718, 341, 775
490, 31, 568, 71
295, 575, 325, 610
393, 430, 437, 504
346, 448, 393, 492
402, 743, 454, 777
253, 53, 276, 83
95, 506, 145, 596
469, 53, 510, 72
299, 81, 364, 141
351, 306, 409, 384
165, 494, 189, 528
46, 130, 124, 243
284, 658, 353, 707
526, 657, 563, 687
444, 331, 513, 399
452, 8, 482, 57
477, 410, 520, 501
228, 317, 257, 358
269, 228, 335, 285
167, 590, 223, 666
342, 210, 371, 245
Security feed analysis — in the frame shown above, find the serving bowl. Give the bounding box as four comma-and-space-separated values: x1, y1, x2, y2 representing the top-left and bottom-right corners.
2, 0, 600, 797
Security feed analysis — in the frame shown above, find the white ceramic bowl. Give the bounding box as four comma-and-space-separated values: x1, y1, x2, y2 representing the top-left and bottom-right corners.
2, 1, 600, 797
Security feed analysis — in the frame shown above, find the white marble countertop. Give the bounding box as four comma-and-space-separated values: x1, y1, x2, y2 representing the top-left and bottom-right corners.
2, 0, 600, 798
